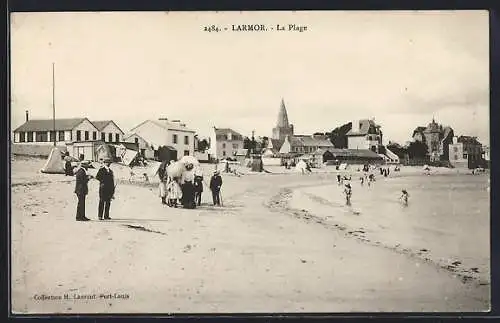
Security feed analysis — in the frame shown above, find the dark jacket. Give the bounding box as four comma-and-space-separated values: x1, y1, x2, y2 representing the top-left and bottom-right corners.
194, 176, 204, 192
209, 175, 222, 191
96, 167, 115, 199
158, 161, 168, 182
74, 168, 90, 196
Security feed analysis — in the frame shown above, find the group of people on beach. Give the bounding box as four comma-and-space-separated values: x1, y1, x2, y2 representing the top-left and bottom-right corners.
73, 158, 116, 221
337, 164, 409, 207
157, 160, 223, 209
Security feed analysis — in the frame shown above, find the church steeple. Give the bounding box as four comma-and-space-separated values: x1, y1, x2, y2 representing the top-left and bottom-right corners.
276, 98, 290, 128
272, 98, 294, 141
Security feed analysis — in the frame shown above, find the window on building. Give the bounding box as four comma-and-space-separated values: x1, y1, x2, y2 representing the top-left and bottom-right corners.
49, 131, 56, 142
232, 143, 238, 149
222, 143, 226, 148
173, 134, 178, 144
27, 132, 33, 142
463, 154, 468, 159
36, 131, 48, 142
453, 147, 458, 152
19, 132, 26, 142
108, 133, 113, 142
115, 134, 120, 142
222, 151, 226, 156
58, 131, 64, 141
85, 131, 89, 141
454, 155, 458, 160
76, 131, 81, 141
184, 150, 190, 156
93, 131, 97, 140
184, 136, 189, 145
135, 138, 139, 144
101, 133, 105, 141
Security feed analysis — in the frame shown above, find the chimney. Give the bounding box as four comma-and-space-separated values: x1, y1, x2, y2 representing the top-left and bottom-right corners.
158, 117, 168, 121
25, 110, 29, 122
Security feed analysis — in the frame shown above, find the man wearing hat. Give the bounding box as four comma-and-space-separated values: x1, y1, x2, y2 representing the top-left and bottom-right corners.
74, 161, 93, 221
96, 158, 115, 220
209, 170, 223, 206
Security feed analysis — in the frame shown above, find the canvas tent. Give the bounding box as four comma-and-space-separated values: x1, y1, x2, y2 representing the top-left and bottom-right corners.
41, 147, 65, 174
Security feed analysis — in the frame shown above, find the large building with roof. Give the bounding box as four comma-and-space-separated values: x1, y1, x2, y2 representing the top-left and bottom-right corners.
127, 118, 196, 158
346, 119, 383, 153
209, 127, 244, 160
412, 118, 454, 162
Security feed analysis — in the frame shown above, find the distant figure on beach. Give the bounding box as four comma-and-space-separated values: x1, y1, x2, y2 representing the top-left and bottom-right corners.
210, 170, 223, 206
337, 174, 342, 185
74, 161, 92, 221
167, 177, 182, 208
387, 168, 390, 176
95, 158, 115, 220
64, 152, 73, 176
225, 160, 230, 173
360, 176, 364, 186
344, 183, 352, 206
400, 189, 409, 206
158, 160, 169, 205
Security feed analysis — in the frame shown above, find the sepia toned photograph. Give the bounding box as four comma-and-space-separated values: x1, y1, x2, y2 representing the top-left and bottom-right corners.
10, 10, 490, 314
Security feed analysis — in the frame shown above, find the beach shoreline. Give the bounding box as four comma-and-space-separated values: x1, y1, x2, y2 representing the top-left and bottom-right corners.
10, 156, 490, 313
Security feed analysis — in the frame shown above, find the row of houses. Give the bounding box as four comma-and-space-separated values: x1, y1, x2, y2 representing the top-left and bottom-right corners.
209, 99, 397, 166
12, 112, 198, 162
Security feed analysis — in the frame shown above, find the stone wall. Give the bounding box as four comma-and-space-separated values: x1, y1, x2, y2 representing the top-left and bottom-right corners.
11, 143, 67, 157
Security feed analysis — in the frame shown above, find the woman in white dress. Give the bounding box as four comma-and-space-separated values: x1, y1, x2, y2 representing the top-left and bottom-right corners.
167, 176, 183, 208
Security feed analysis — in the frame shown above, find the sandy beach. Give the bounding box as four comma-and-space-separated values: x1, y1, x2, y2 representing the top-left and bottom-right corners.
11, 157, 490, 313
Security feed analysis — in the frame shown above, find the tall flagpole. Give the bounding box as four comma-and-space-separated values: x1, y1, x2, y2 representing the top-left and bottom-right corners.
52, 62, 56, 147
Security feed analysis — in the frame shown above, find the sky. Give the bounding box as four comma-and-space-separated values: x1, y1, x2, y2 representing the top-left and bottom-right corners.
10, 11, 489, 145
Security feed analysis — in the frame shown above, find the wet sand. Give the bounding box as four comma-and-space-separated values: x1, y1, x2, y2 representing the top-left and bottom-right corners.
11, 158, 490, 313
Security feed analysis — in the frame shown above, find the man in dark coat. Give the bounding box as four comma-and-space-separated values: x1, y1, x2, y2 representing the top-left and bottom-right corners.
95, 159, 115, 220
209, 171, 223, 206
64, 152, 74, 176
74, 161, 92, 221
193, 175, 204, 206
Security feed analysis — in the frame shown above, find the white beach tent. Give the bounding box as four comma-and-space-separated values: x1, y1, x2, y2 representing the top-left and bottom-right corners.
338, 163, 348, 171
40, 147, 65, 174
295, 160, 308, 172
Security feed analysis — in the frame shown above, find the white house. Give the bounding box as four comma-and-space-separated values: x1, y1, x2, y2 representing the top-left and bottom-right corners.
13, 117, 100, 146
129, 119, 196, 158
209, 127, 244, 160
346, 119, 383, 152
92, 120, 124, 143
449, 136, 468, 168
278, 135, 334, 155
123, 132, 155, 159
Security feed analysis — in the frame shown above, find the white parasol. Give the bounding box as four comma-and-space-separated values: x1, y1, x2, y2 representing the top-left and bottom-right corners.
178, 155, 200, 165
167, 161, 186, 178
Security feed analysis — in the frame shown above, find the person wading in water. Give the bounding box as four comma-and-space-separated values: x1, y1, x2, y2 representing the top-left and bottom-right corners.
344, 183, 352, 206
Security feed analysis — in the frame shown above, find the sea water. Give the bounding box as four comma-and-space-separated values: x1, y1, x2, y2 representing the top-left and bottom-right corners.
302, 173, 490, 283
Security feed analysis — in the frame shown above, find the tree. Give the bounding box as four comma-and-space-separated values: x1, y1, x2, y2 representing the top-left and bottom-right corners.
197, 138, 210, 152
328, 122, 352, 149
386, 142, 407, 159
243, 136, 252, 150
407, 141, 429, 159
